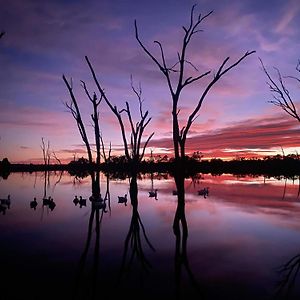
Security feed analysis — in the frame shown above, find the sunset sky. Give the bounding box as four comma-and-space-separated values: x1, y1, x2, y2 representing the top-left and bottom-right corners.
0, 0, 300, 163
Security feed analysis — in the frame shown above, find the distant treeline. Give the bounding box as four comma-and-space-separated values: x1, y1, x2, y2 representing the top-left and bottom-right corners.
1, 154, 300, 179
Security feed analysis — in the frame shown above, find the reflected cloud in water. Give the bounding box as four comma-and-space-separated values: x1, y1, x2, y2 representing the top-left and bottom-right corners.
1, 172, 300, 299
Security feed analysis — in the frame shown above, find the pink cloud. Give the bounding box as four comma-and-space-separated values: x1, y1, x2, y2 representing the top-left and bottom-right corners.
148, 113, 300, 158
275, 0, 300, 35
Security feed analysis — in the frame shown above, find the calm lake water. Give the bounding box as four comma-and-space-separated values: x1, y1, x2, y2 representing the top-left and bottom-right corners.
1, 171, 300, 300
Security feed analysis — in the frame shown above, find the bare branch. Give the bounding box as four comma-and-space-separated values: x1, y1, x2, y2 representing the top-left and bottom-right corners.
140, 132, 155, 162
130, 75, 144, 118
80, 80, 93, 102
260, 58, 300, 122
40, 137, 51, 166
181, 51, 255, 145
183, 70, 211, 86
285, 75, 300, 84
62, 74, 93, 163
85, 56, 130, 160
52, 151, 62, 165
135, 20, 175, 96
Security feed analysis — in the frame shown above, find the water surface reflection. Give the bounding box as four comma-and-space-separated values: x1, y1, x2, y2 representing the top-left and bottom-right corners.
1, 172, 300, 299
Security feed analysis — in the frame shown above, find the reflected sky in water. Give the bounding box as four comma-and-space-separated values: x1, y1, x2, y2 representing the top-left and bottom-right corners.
1, 172, 300, 299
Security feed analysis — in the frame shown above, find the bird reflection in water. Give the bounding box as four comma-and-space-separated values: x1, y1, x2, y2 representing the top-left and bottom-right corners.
32, 170, 60, 217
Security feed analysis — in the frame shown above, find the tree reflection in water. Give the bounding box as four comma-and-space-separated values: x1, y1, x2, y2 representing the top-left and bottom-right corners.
72, 170, 203, 299
73, 171, 109, 300
117, 172, 155, 293
37, 170, 61, 218
275, 253, 300, 300
173, 171, 204, 300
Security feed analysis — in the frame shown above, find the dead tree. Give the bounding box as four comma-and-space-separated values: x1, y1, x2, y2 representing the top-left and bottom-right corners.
100, 133, 112, 163
135, 5, 255, 160
63, 76, 93, 164
85, 56, 154, 166
81, 80, 102, 165
260, 58, 300, 123
41, 137, 50, 166
52, 151, 62, 165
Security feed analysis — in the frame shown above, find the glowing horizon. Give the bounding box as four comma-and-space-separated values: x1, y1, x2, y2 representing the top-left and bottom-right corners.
1, 0, 299, 164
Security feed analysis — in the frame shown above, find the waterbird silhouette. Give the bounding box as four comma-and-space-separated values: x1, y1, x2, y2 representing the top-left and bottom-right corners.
73, 195, 79, 206
42, 196, 50, 206
79, 196, 87, 208
0, 204, 6, 215
30, 197, 38, 210
148, 189, 158, 200
118, 194, 127, 206
0, 194, 11, 208
198, 187, 209, 198
48, 197, 56, 211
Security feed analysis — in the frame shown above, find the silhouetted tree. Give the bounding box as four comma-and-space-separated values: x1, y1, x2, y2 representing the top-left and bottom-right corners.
0, 157, 10, 172
100, 133, 112, 163
63, 76, 94, 164
81, 80, 102, 165
135, 5, 255, 161
41, 137, 50, 166
86, 57, 154, 167
52, 151, 62, 165
260, 58, 300, 122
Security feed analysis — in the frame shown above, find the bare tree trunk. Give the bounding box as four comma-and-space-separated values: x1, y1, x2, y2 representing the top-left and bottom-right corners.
172, 103, 180, 160
100, 133, 111, 163
135, 5, 255, 161
85, 56, 154, 164
81, 81, 102, 166
41, 137, 50, 166
63, 75, 93, 164
52, 151, 62, 165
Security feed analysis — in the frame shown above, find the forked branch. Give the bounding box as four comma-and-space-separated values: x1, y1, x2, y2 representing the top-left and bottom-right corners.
260, 58, 300, 122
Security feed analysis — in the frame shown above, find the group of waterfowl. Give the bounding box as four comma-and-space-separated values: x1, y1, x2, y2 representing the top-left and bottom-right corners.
73, 187, 209, 208
198, 187, 209, 198
73, 195, 87, 208
117, 189, 158, 206
29, 196, 56, 211
73, 194, 108, 211
1, 186, 209, 216
172, 187, 210, 198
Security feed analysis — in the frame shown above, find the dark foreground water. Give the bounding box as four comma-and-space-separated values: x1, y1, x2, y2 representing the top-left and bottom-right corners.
1, 171, 300, 300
